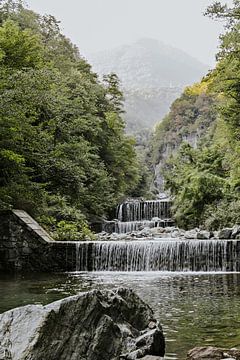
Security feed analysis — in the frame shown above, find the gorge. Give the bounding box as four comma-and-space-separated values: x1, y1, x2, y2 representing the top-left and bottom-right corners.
0, 0, 240, 359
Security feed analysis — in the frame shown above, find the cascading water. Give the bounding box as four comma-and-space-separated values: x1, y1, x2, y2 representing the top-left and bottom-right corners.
115, 220, 171, 234
102, 199, 173, 234
75, 239, 240, 272
116, 200, 171, 222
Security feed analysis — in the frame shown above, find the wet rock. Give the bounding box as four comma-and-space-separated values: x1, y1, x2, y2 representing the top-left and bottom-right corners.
164, 227, 176, 233
171, 228, 182, 238
141, 356, 163, 360
218, 228, 233, 239
187, 346, 240, 360
197, 230, 211, 240
151, 217, 161, 222
150, 227, 166, 236
231, 225, 240, 239
185, 229, 199, 239
0, 288, 165, 360
148, 321, 157, 329
135, 328, 165, 356
139, 228, 152, 237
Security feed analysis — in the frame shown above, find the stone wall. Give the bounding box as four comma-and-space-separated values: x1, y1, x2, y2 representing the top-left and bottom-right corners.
0, 210, 77, 272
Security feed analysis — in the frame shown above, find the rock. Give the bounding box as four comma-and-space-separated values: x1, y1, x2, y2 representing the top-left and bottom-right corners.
187, 346, 240, 360
151, 217, 161, 222
231, 225, 240, 239
148, 321, 157, 329
141, 356, 163, 360
197, 230, 211, 240
218, 228, 233, 239
135, 328, 165, 355
171, 230, 181, 238
0, 288, 165, 360
185, 229, 198, 239
145, 357, 163, 360
163, 227, 175, 233
139, 228, 152, 237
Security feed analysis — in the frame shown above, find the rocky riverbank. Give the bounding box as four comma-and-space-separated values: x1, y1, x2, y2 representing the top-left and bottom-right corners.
98, 225, 240, 241
0, 288, 165, 360
187, 346, 240, 359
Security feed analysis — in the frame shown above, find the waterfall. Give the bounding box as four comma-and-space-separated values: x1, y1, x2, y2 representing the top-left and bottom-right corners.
116, 200, 171, 222
75, 239, 240, 272
102, 200, 173, 234
75, 242, 89, 271
114, 220, 173, 234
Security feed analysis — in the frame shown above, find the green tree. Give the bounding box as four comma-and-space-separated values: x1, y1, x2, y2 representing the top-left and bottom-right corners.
0, 0, 141, 239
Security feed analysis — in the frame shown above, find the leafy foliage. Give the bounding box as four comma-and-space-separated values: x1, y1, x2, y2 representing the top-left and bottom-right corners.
159, 0, 240, 229
0, 0, 141, 239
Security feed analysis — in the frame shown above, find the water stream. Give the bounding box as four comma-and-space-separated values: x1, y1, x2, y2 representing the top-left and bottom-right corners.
1, 271, 240, 359
1, 199, 239, 359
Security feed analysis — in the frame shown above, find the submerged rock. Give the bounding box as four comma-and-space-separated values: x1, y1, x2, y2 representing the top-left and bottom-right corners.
187, 346, 240, 359
0, 288, 165, 360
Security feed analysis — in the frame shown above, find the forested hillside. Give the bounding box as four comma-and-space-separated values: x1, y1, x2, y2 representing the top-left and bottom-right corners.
0, 0, 143, 239
124, 87, 181, 133
151, 0, 240, 230
150, 81, 217, 191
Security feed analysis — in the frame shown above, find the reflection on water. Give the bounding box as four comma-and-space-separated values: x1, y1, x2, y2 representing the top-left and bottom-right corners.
1, 271, 240, 359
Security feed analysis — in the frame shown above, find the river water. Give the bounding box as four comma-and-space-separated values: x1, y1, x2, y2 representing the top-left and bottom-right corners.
1, 271, 240, 359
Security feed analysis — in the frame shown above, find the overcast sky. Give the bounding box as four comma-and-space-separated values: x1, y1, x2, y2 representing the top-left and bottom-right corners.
26, 0, 232, 66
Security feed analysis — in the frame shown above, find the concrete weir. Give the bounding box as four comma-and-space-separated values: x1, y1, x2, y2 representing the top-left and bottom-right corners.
1, 210, 240, 273
0, 210, 77, 272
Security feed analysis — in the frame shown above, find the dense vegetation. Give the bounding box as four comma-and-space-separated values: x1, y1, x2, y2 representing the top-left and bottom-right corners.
0, 0, 142, 239
151, 0, 240, 230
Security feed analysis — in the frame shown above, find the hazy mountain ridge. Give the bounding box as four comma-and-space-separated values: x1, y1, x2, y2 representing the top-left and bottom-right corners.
88, 39, 209, 132
88, 38, 209, 89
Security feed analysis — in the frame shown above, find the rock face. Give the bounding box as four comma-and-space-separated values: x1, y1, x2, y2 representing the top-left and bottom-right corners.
187, 346, 240, 360
0, 288, 165, 360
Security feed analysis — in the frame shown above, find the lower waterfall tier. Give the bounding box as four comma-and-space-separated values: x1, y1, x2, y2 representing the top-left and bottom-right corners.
75, 239, 240, 272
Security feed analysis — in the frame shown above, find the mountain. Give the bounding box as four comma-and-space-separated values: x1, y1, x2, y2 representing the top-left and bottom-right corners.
88, 38, 209, 89
87, 39, 209, 133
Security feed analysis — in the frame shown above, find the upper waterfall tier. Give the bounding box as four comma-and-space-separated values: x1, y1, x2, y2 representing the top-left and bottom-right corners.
116, 200, 171, 222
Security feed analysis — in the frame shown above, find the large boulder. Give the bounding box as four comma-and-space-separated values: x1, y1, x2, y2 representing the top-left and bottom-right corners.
0, 288, 165, 360
187, 346, 240, 359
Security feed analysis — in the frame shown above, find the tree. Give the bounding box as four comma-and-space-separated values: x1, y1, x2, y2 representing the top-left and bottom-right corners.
0, 0, 141, 239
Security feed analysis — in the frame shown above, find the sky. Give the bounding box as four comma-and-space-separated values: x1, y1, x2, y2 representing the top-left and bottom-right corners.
26, 0, 232, 66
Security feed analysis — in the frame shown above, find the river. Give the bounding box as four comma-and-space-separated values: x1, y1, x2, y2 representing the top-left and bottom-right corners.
1, 271, 240, 359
